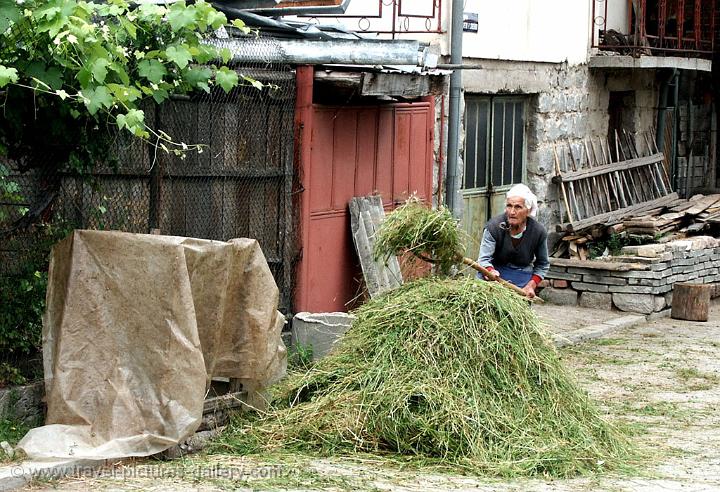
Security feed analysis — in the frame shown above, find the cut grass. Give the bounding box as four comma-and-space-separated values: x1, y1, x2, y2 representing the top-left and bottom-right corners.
215, 277, 633, 478
373, 198, 465, 273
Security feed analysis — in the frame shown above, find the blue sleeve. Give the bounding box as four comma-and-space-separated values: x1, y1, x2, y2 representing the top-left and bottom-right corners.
478, 229, 496, 269
533, 231, 550, 279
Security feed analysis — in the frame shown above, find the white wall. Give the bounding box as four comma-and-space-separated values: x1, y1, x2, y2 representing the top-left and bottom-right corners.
279, 0, 639, 65
458, 0, 590, 64
603, 0, 630, 32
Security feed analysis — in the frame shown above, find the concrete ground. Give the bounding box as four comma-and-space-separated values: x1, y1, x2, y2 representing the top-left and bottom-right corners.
15, 302, 720, 491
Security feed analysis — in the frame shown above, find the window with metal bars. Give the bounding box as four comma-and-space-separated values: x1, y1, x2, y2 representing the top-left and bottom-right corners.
463, 96, 526, 190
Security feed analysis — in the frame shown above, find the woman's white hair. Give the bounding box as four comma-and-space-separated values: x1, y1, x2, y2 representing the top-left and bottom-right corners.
506, 184, 538, 218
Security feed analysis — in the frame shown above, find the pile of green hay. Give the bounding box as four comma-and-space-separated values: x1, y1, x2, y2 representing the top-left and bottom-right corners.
218, 277, 630, 477
373, 198, 463, 273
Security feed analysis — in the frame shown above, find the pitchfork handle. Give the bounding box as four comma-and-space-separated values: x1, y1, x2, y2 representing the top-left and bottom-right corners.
458, 255, 544, 303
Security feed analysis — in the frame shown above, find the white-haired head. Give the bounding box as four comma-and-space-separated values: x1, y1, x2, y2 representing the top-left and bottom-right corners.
506, 184, 538, 218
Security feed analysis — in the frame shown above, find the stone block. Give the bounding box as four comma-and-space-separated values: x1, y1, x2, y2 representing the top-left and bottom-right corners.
621, 244, 666, 258
291, 312, 355, 360
578, 292, 612, 310
571, 282, 610, 293
553, 279, 569, 288
537, 93, 556, 113
608, 285, 656, 294
582, 273, 627, 285
654, 295, 667, 312
0, 382, 44, 424
539, 286, 578, 306
611, 270, 662, 279
668, 240, 693, 252
628, 277, 659, 286
529, 148, 554, 176
612, 293, 657, 314
546, 271, 582, 281
664, 291, 673, 306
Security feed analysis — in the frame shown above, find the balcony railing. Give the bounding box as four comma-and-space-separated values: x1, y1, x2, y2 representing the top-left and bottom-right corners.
591, 0, 715, 58
298, 0, 444, 39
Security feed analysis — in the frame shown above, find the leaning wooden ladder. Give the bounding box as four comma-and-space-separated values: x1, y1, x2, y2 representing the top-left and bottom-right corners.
553, 130, 675, 234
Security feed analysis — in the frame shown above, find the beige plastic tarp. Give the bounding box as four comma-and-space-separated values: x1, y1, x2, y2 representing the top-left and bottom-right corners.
18, 230, 286, 460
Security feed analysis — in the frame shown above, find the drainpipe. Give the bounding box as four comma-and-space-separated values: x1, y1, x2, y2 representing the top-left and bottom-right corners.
444, 0, 463, 216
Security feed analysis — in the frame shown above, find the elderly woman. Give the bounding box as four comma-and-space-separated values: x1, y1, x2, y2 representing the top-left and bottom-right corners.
477, 184, 549, 299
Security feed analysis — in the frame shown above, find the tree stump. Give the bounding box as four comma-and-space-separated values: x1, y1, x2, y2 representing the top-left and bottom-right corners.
671, 283, 712, 322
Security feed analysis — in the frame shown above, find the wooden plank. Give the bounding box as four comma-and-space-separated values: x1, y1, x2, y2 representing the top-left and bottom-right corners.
685, 194, 720, 216
567, 141, 596, 217
559, 192, 679, 233
553, 153, 665, 183
553, 145, 575, 222
349, 195, 403, 298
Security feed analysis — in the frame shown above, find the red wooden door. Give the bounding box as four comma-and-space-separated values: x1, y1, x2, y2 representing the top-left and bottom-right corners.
296, 101, 433, 313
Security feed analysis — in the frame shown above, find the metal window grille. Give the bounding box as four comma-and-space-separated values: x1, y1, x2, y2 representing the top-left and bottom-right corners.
463, 96, 526, 190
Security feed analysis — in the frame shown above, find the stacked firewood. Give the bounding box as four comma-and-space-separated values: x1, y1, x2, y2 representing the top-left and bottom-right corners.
552, 193, 720, 258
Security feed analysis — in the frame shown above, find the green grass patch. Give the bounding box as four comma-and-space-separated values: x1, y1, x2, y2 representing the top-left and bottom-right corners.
591, 339, 626, 346
675, 367, 719, 383
0, 417, 30, 446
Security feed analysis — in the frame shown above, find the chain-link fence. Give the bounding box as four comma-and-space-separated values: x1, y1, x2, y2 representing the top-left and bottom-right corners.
1, 35, 298, 382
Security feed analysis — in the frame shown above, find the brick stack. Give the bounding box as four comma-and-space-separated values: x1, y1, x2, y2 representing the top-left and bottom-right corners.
541, 236, 720, 314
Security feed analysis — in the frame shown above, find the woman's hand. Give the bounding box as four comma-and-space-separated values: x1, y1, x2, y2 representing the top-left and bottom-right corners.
522, 280, 537, 298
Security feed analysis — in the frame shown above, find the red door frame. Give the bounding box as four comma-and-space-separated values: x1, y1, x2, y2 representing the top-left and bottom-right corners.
293, 66, 435, 313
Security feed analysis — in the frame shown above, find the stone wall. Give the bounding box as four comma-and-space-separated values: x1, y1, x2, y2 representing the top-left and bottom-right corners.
0, 382, 44, 425
541, 236, 720, 314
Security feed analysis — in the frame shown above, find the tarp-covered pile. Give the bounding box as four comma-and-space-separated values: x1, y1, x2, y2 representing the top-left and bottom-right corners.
18, 230, 286, 460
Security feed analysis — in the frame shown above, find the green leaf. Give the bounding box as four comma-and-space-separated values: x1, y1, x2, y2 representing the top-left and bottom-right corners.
167, 3, 195, 31
0, 0, 20, 33
220, 48, 231, 64
215, 67, 238, 93
76, 67, 92, 88
165, 45, 192, 69
151, 89, 169, 104
116, 109, 147, 137
242, 75, 262, 90
194, 44, 218, 64
25, 62, 64, 90
0, 65, 18, 87
138, 59, 167, 84
231, 18, 251, 34
106, 83, 141, 103
82, 86, 113, 114
205, 10, 226, 30
183, 66, 211, 92
119, 17, 137, 39
109, 62, 130, 86
137, 3, 166, 21
89, 57, 110, 84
